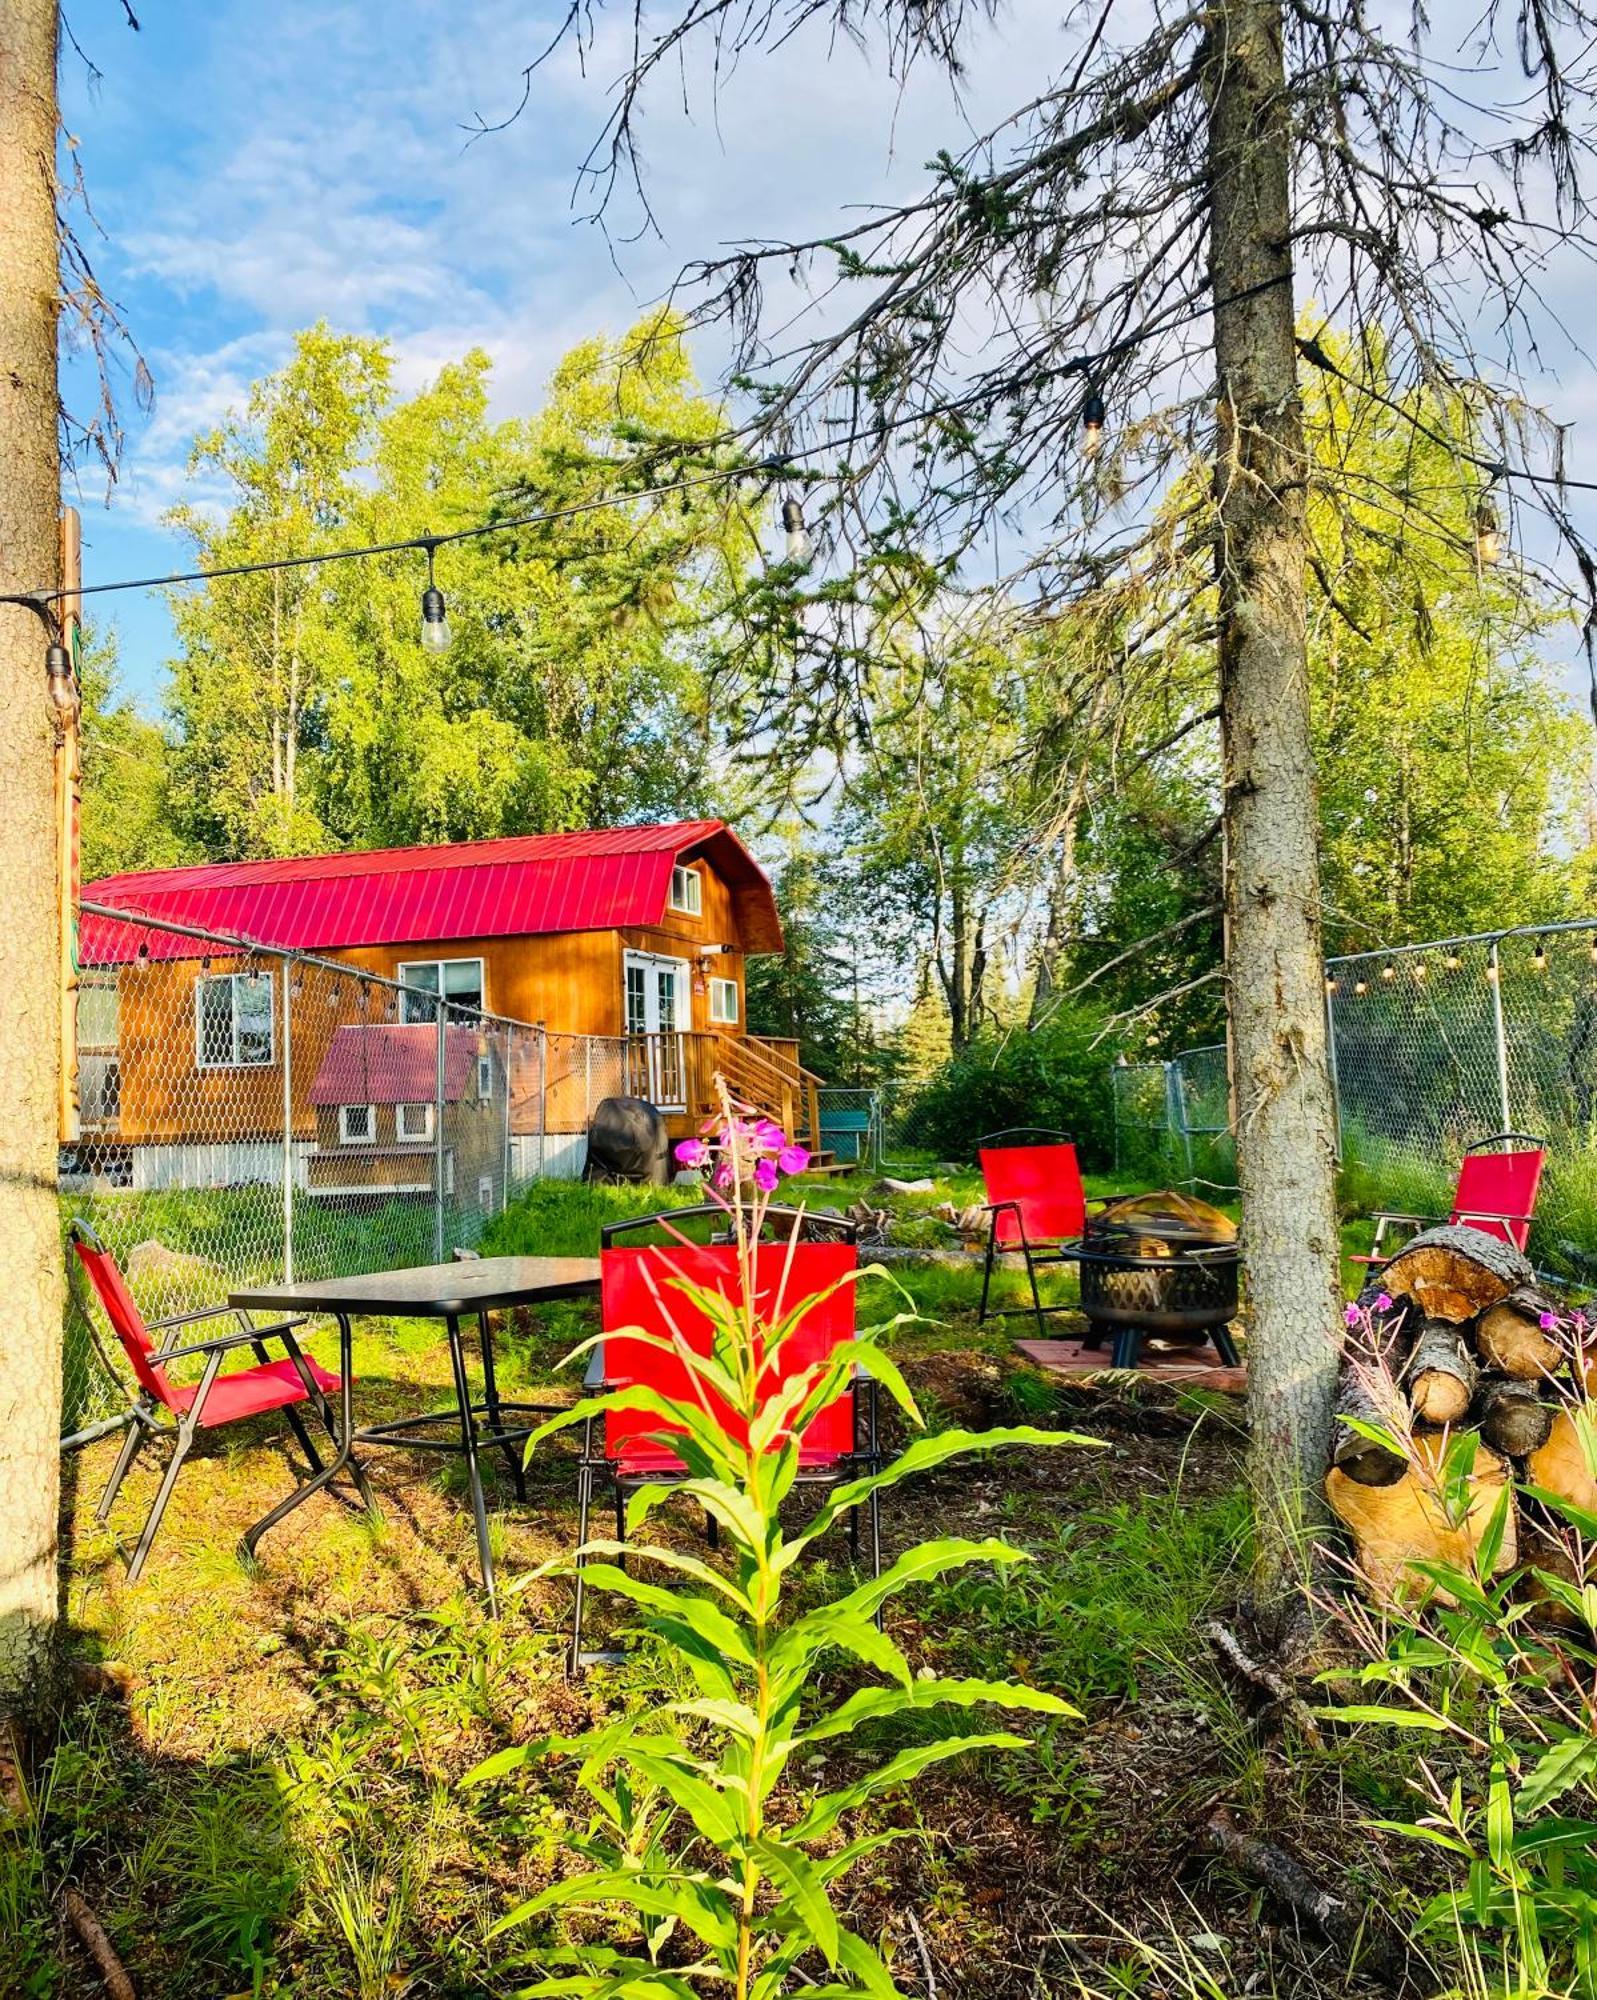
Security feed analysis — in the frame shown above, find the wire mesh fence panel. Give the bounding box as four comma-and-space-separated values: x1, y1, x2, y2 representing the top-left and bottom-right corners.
61, 904, 554, 1446
1113, 1062, 1181, 1183
1171, 1043, 1237, 1194
815, 1087, 881, 1167
1328, 922, 1597, 1266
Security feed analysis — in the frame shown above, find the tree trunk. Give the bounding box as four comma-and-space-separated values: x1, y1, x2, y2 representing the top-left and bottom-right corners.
0, 0, 65, 1712
1207, 0, 1342, 1623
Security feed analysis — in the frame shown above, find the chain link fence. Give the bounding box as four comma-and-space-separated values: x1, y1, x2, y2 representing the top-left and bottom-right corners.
1327, 921, 1597, 1267
1110, 918, 1597, 1266
61, 903, 633, 1446
1112, 1045, 1238, 1193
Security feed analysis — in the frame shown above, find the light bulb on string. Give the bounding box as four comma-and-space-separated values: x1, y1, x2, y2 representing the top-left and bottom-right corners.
1414, 961, 1428, 982
1445, 953, 1462, 971
781, 496, 810, 563
1081, 386, 1106, 461
1474, 465, 1506, 567
420, 542, 451, 655
1381, 962, 1396, 982
1487, 960, 1500, 983
1354, 978, 1368, 996
1533, 942, 1548, 973
1325, 974, 1338, 994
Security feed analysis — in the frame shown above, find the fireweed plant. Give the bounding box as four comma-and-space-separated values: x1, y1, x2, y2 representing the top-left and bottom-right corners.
467, 1094, 1095, 1998
1324, 1296, 1597, 1995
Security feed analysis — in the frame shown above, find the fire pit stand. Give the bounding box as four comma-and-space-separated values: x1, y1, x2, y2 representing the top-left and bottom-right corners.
1058, 1194, 1243, 1370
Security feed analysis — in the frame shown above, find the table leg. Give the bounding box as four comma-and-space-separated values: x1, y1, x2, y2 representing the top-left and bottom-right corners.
242, 1312, 368, 1558
446, 1312, 499, 1615
477, 1308, 527, 1501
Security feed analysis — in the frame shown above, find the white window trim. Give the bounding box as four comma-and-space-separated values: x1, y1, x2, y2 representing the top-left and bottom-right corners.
195, 971, 276, 1070
476, 1055, 492, 1098
669, 864, 702, 916
397, 1101, 434, 1143
397, 956, 486, 1024
709, 976, 739, 1025
339, 1103, 377, 1146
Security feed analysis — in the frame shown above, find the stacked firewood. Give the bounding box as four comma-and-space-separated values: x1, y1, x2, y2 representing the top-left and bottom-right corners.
1327, 1224, 1597, 1604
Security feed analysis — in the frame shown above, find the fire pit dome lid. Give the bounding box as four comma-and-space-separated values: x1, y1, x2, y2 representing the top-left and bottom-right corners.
1092, 1189, 1237, 1246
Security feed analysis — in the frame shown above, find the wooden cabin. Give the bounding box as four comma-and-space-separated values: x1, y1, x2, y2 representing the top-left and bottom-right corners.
76, 821, 822, 1188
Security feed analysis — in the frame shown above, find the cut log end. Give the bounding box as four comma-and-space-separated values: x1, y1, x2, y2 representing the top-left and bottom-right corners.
1406, 1318, 1477, 1427
1379, 1224, 1534, 1324
1475, 1376, 1556, 1459
1327, 1431, 1516, 1606
1477, 1287, 1564, 1381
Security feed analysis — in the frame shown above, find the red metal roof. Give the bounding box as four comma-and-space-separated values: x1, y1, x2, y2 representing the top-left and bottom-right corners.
80, 820, 783, 965
310, 1025, 481, 1107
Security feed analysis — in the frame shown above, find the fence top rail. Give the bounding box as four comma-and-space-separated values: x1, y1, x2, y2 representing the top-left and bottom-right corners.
1327, 916, 1597, 972
79, 898, 544, 1039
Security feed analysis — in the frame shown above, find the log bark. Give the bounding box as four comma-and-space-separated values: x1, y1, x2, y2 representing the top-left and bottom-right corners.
1477, 1288, 1563, 1380
1405, 1318, 1478, 1426
0, 0, 66, 1714
1475, 1376, 1555, 1459
1198, 1810, 1408, 1984
1526, 1409, 1597, 1516
1327, 1430, 1516, 1604
1208, 0, 1342, 1619
1332, 1366, 1408, 1486
1379, 1225, 1533, 1324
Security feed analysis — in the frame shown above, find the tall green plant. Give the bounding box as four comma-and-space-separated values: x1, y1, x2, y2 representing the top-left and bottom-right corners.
467, 1095, 1093, 1997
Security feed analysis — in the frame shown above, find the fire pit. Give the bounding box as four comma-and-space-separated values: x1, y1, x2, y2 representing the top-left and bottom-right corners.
1072, 1191, 1241, 1369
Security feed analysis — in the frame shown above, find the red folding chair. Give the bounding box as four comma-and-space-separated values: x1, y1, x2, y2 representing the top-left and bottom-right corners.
572, 1204, 881, 1673
70, 1221, 372, 1581
976, 1128, 1110, 1338
1352, 1131, 1547, 1267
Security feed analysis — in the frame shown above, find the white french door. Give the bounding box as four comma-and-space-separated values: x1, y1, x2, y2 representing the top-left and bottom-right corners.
623, 951, 689, 1109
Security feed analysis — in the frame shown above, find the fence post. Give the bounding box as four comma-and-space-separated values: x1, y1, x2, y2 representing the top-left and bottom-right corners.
434, 1001, 447, 1262
281, 961, 294, 1281
538, 1025, 549, 1177
1489, 937, 1513, 1133
1324, 973, 1342, 1163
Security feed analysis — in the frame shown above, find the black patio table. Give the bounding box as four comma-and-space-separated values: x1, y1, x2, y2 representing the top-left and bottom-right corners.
229, 1256, 601, 1613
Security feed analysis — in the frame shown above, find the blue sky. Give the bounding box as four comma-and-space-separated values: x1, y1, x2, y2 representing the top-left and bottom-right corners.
59, 0, 1067, 708
57, 0, 1597, 715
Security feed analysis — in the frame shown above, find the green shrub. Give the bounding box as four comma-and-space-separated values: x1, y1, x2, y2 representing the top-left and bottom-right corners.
899, 1005, 1118, 1167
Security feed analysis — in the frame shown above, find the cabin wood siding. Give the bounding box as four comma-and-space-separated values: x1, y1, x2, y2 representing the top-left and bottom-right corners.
102, 852, 750, 1145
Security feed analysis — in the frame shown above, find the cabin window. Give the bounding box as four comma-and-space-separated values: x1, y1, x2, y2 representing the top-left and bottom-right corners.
339, 1103, 375, 1145
397, 1102, 434, 1142
476, 1055, 492, 1098
669, 864, 702, 916
709, 976, 739, 1025
196, 971, 274, 1069
478, 1174, 495, 1213
398, 957, 485, 1024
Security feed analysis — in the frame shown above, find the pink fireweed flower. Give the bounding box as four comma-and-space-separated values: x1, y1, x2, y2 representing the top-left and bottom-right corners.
777, 1143, 810, 1175
1344, 1303, 1361, 1326
753, 1118, 786, 1151
753, 1158, 780, 1193
1540, 1311, 1560, 1331
674, 1138, 708, 1167
1375, 1293, 1392, 1312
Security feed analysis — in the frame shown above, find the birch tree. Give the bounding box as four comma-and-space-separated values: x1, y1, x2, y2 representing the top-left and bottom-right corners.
511, 0, 1597, 1623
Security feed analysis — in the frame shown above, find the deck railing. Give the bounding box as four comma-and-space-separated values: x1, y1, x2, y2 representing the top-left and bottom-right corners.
622, 1031, 823, 1147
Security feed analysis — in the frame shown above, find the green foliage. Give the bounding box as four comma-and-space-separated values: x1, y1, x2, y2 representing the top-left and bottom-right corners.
78, 628, 192, 881
468, 1122, 1094, 1998
1322, 1444, 1597, 1996
164, 314, 746, 860
898, 1003, 1117, 1166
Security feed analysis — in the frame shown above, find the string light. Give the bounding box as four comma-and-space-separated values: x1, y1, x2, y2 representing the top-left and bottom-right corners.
1325, 974, 1338, 993
1589, 937, 1597, 965
1533, 942, 1548, 973
1487, 960, 1500, 983
1414, 961, 1428, 981
45, 640, 78, 722
1081, 387, 1106, 460
1381, 962, 1396, 982
1354, 978, 1368, 995
1445, 953, 1462, 971
420, 544, 451, 655
1474, 494, 1502, 566
781, 495, 810, 563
